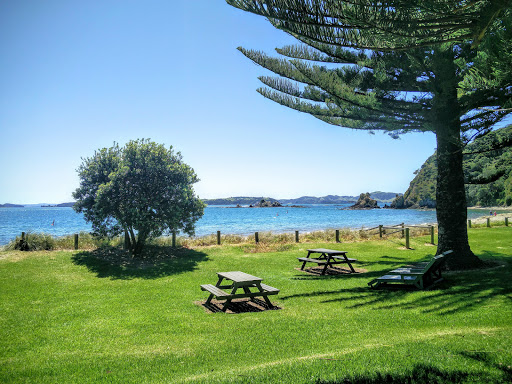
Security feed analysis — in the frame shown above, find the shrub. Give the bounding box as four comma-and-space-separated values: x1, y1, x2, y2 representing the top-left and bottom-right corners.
6, 233, 55, 251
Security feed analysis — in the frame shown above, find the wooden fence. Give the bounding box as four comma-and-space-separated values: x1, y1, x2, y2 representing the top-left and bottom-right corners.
468, 217, 510, 228
17, 216, 509, 250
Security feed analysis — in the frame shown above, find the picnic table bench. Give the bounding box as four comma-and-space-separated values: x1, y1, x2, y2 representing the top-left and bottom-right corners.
298, 248, 357, 275
201, 271, 279, 312
368, 250, 453, 290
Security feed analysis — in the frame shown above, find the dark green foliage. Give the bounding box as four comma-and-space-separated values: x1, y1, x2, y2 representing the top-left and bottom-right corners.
395, 125, 512, 208
395, 154, 438, 209
73, 139, 205, 256
227, 1, 512, 138
226, 0, 512, 268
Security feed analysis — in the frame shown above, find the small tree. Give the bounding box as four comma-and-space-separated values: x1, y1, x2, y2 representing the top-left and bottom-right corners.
73, 139, 205, 256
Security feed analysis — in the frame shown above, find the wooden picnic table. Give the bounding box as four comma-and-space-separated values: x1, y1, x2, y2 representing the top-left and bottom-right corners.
201, 271, 279, 312
298, 248, 357, 275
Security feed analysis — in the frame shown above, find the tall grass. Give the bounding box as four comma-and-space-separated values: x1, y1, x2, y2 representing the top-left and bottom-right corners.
3, 232, 122, 251
2, 225, 437, 253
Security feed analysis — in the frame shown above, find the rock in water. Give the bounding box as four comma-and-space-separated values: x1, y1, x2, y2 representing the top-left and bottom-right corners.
349, 193, 380, 209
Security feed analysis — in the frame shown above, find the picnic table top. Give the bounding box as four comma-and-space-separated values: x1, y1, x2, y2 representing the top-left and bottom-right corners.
217, 271, 263, 283
307, 248, 348, 255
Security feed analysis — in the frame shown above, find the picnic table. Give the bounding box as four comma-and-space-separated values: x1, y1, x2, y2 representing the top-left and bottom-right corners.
201, 271, 279, 312
298, 248, 357, 275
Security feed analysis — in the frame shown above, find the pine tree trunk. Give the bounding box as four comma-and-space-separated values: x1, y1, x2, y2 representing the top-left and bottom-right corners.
433, 45, 483, 270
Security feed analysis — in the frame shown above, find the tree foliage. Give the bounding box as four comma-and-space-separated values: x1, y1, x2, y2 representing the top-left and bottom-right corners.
73, 139, 205, 255
393, 125, 512, 208
227, 1, 511, 139
227, 0, 512, 269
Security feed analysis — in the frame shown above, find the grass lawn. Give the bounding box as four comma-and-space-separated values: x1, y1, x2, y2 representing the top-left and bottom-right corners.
1, 227, 511, 383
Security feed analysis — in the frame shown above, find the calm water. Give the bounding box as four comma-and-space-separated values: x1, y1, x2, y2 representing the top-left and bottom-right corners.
0, 205, 500, 245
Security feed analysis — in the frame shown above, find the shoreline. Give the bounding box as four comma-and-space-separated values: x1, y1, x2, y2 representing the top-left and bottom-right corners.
1, 206, 510, 246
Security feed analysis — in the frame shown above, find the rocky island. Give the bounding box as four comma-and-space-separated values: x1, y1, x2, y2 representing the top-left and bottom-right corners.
348, 193, 380, 209
250, 199, 283, 208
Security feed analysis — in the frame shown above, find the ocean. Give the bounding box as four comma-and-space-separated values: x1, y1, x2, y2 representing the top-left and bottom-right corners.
0, 205, 498, 246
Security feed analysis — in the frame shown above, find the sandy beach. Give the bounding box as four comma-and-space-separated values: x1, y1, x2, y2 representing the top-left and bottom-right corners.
468, 208, 512, 225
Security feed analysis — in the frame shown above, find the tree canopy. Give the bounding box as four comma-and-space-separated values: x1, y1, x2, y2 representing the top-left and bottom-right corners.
227, 0, 512, 269
227, 1, 511, 139
73, 139, 205, 255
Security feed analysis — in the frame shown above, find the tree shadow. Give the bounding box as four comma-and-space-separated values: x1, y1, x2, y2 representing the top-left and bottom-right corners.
71, 245, 208, 280
282, 251, 511, 315
289, 254, 413, 281
315, 362, 508, 383
460, 351, 512, 383
380, 255, 412, 261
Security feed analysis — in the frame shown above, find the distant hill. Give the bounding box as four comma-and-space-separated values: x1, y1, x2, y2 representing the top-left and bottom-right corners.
203, 192, 400, 206
0, 203, 24, 208
368, 191, 401, 203
391, 125, 512, 208
202, 197, 279, 206
41, 202, 75, 208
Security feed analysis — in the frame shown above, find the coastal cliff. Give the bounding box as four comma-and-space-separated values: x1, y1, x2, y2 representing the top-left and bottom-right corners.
390, 124, 512, 209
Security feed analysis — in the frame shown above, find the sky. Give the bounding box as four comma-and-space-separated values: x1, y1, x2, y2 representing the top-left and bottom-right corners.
0, 0, 440, 204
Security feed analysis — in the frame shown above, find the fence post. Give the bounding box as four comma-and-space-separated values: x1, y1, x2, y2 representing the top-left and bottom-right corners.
295, 230, 299, 243
487, 218, 491, 227
172, 232, 176, 248
21, 232, 25, 241
336, 229, 340, 243
74, 234, 79, 250
379, 225, 383, 238
217, 231, 221, 245
506, 217, 509, 226
401, 223, 405, 238
405, 228, 410, 249
430, 226, 435, 245
255, 232, 259, 244
468, 219, 472, 228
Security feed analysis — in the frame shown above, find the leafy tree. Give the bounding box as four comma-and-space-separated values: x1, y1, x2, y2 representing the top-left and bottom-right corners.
73, 139, 205, 256
226, 0, 512, 269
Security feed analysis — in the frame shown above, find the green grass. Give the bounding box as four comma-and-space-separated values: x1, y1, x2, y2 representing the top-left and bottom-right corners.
1, 227, 511, 383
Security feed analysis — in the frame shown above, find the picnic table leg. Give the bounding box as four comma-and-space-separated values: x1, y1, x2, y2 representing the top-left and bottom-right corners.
261, 295, 273, 308
256, 283, 274, 308
321, 255, 331, 275
301, 260, 308, 270
205, 276, 226, 306
221, 284, 240, 312
221, 299, 232, 312
345, 256, 356, 273
205, 293, 215, 306
242, 286, 256, 302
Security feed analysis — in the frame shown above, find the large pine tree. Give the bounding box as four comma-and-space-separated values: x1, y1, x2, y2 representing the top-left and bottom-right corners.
226, 0, 512, 269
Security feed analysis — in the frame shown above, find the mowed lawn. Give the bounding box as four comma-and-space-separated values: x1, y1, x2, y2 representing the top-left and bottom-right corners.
1, 228, 511, 383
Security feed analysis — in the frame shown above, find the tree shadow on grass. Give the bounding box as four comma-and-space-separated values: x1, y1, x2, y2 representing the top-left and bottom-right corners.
71, 245, 208, 279
460, 351, 512, 383
290, 253, 417, 282
315, 362, 508, 384
282, 251, 511, 315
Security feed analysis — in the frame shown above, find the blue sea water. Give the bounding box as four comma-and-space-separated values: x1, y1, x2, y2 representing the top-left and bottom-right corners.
0, 205, 500, 246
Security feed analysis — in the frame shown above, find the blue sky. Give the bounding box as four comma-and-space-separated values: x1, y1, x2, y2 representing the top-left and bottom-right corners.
0, 0, 439, 204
